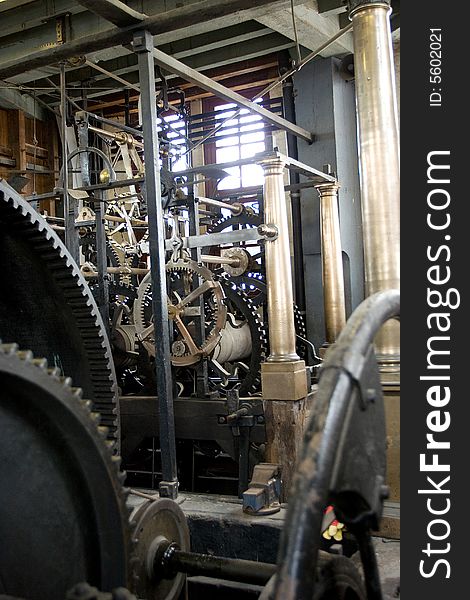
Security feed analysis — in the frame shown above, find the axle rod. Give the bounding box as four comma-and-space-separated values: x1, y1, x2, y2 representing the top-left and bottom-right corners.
157, 542, 276, 586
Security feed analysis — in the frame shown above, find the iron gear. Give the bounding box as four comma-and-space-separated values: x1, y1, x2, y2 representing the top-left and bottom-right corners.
230, 272, 267, 307
80, 234, 141, 288
133, 257, 227, 366
0, 343, 133, 598
89, 281, 140, 376
293, 303, 308, 361
80, 235, 120, 270
211, 276, 268, 395
0, 181, 119, 441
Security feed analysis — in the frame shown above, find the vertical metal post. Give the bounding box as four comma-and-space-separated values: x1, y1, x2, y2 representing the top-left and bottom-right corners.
281, 71, 306, 315
348, 0, 400, 369
133, 30, 178, 499
94, 191, 110, 327
316, 182, 346, 345
189, 195, 209, 396
259, 153, 307, 401
60, 62, 79, 264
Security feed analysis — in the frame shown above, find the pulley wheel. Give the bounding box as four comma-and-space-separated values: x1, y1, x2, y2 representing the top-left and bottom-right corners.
131, 499, 190, 600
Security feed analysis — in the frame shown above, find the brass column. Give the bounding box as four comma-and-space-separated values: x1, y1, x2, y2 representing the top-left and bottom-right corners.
316, 182, 346, 346
349, 0, 400, 367
259, 153, 307, 400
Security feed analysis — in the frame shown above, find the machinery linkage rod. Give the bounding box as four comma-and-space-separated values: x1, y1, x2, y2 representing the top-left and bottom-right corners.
155, 540, 276, 587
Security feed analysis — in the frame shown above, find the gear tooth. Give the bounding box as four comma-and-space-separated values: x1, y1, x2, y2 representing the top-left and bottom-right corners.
47, 367, 61, 378
1, 343, 19, 355
90, 411, 101, 423
31, 357, 48, 370
98, 425, 109, 438
71, 387, 84, 399
17, 349, 33, 362
59, 375, 73, 388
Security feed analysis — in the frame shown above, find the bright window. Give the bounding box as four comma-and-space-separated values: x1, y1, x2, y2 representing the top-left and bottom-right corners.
214, 102, 266, 191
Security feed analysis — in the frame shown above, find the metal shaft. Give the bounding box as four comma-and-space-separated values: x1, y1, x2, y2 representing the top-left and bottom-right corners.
165, 548, 276, 586
259, 155, 299, 362
94, 192, 110, 327
349, 0, 400, 362
200, 255, 241, 267
197, 196, 243, 215
88, 124, 144, 148
316, 182, 346, 344
134, 30, 178, 499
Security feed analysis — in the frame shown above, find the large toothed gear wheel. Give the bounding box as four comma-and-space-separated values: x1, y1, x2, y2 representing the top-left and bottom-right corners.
210, 276, 268, 395
0, 343, 132, 600
133, 258, 227, 367
0, 180, 119, 441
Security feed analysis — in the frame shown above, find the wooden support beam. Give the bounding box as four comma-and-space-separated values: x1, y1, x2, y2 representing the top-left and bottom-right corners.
263, 397, 312, 501
0, 0, 283, 80
76, 0, 146, 27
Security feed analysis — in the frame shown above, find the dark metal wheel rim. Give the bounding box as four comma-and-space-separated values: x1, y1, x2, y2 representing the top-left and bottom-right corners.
0, 345, 131, 600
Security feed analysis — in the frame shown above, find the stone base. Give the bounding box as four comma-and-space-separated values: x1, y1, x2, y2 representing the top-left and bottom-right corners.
261, 360, 308, 401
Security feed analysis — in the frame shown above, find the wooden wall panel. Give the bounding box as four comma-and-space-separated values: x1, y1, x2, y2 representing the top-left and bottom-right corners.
0, 108, 58, 206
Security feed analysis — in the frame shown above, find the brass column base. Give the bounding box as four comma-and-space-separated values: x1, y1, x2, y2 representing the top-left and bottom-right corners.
261, 360, 308, 401
378, 355, 400, 385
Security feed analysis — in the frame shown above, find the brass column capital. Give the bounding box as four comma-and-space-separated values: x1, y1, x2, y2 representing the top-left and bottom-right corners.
349, 0, 391, 18
258, 155, 285, 177
315, 181, 341, 196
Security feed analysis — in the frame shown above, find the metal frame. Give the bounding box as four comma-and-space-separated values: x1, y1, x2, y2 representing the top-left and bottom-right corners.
151, 49, 313, 143
133, 29, 178, 499
178, 151, 336, 183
